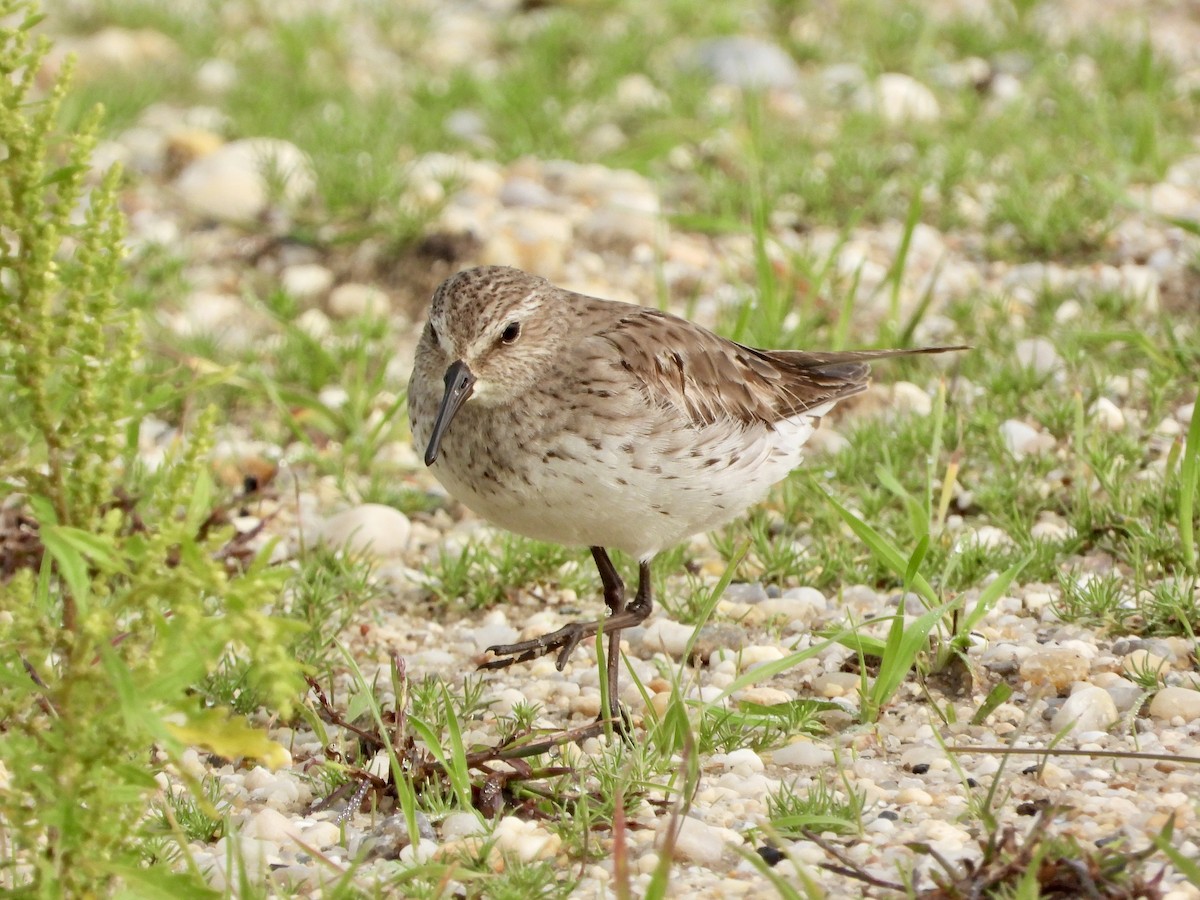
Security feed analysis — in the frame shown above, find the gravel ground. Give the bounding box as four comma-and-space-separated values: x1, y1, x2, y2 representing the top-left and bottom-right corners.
41, 0, 1200, 895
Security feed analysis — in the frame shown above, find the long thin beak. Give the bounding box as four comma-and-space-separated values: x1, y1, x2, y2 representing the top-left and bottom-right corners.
424, 360, 475, 466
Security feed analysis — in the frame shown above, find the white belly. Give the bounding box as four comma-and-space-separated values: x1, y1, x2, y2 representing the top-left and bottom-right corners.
429, 408, 826, 560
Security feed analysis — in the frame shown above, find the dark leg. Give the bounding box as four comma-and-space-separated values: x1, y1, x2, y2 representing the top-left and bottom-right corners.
482, 550, 655, 725
592, 547, 625, 719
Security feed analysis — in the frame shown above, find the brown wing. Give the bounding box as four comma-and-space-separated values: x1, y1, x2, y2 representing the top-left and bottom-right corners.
596, 306, 965, 427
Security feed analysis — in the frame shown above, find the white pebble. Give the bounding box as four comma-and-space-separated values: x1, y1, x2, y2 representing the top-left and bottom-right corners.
640, 619, 695, 657
887, 382, 933, 417
1149, 687, 1200, 721
1015, 337, 1062, 377
666, 815, 743, 862
441, 811, 486, 841
281, 263, 334, 301
1089, 397, 1125, 432
772, 742, 835, 768
1000, 419, 1050, 458
856, 73, 941, 123
492, 816, 561, 862
1051, 686, 1118, 734
328, 283, 390, 319
318, 504, 412, 558
175, 138, 314, 222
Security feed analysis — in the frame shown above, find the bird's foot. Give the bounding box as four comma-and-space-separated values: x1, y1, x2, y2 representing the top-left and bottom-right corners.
481, 620, 598, 672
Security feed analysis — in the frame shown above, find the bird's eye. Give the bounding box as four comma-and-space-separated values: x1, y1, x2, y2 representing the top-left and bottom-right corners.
500, 321, 521, 344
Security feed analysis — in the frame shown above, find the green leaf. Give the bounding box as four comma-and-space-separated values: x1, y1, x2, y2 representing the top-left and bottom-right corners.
165, 706, 290, 769
39, 163, 88, 188
1180, 390, 1200, 572
971, 683, 1014, 726
43, 524, 126, 575
820, 486, 939, 605
905, 534, 930, 588
39, 526, 91, 613
962, 554, 1032, 633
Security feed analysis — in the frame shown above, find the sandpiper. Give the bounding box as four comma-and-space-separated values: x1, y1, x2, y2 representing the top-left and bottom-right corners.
408, 265, 963, 724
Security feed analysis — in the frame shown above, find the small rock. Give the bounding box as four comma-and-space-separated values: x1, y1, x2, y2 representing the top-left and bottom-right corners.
616, 73, 669, 111
1000, 419, 1053, 458
445, 108, 489, 145
1015, 337, 1063, 377
319, 504, 412, 558
1019, 648, 1089, 693
244, 807, 295, 843
1122, 649, 1170, 681
1148, 687, 1200, 721
499, 176, 556, 208
756, 587, 827, 625
667, 815, 743, 862
955, 525, 1014, 552
887, 382, 933, 417
856, 73, 941, 124
1030, 519, 1075, 542
492, 816, 561, 862
281, 264, 334, 302
440, 811, 485, 841
1051, 686, 1118, 733
640, 619, 695, 658
47, 27, 179, 82
1089, 397, 1126, 432
196, 58, 238, 94
723, 582, 769, 605
175, 138, 315, 222
771, 741, 835, 768
169, 291, 263, 351
812, 672, 860, 698
694, 37, 801, 90
716, 748, 765, 776
328, 283, 390, 319
294, 308, 333, 339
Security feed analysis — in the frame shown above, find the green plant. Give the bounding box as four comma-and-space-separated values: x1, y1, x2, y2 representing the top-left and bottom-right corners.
0, 7, 303, 893
765, 777, 864, 838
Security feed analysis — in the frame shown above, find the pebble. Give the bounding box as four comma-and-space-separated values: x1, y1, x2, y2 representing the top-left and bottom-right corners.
441, 811, 486, 841
1089, 397, 1126, 432
1149, 687, 1200, 721
327, 283, 391, 319
1014, 337, 1063, 377
693, 37, 801, 90
771, 741, 835, 768
667, 815, 743, 862
855, 73, 941, 123
169, 291, 263, 351
196, 58, 238, 94
1019, 648, 1089, 692
1051, 686, 1118, 734
723, 582, 769, 605
491, 816, 561, 862
886, 382, 933, 417
175, 138, 315, 222
281, 264, 334, 301
318, 504, 412, 558
1000, 419, 1054, 458
640, 618, 696, 658
754, 587, 827, 626
47, 27, 178, 81
1122, 650, 1170, 680
955, 525, 1014, 551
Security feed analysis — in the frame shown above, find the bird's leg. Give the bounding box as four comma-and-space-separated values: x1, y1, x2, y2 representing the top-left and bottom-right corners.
481, 552, 655, 728
591, 546, 625, 720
